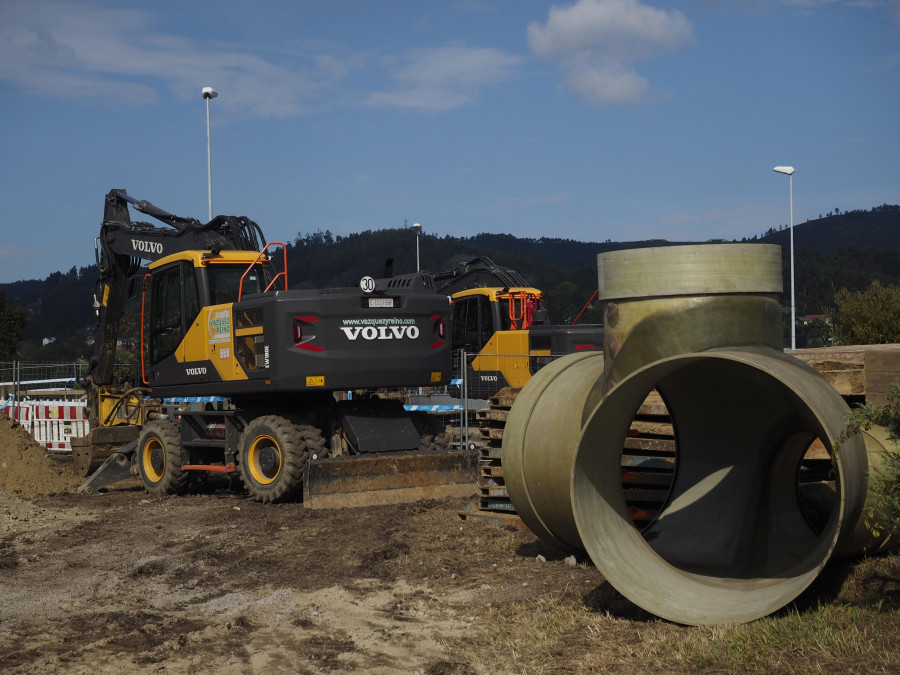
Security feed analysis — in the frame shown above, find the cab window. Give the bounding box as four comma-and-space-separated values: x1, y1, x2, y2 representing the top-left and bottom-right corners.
147, 262, 200, 364
452, 295, 493, 352
208, 265, 264, 305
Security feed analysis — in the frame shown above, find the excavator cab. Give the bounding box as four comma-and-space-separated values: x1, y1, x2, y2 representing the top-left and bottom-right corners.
450, 286, 550, 397
451, 287, 545, 353
143, 251, 268, 370
140, 246, 292, 392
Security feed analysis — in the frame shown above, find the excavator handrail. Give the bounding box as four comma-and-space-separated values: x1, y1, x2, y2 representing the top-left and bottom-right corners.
239, 242, 288, 301
497, 289, 540, 330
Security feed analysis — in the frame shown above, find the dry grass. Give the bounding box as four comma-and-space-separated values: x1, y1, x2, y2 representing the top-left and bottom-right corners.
469, 553, 900, 674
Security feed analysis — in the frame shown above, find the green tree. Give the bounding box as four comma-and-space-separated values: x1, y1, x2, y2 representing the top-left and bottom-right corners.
828, 280, 900, 345
0, 288, 26, 358
797, 317, 832, 348
839, 383, 900, 541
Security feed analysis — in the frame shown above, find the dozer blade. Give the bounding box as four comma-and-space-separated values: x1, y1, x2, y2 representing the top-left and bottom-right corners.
303, 448, 478, 509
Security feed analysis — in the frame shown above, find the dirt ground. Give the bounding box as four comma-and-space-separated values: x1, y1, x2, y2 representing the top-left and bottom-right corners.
1, 411, 898, 674
0, 412, 608, 674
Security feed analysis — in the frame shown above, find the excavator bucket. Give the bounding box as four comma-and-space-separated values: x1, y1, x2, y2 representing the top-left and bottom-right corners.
77, 442, 136, 496
303, 448, 478, 509
71, 426, 139, 477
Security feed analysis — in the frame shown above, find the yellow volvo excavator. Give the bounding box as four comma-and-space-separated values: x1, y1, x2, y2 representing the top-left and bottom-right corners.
74, 189, 475, 506
434, 257, 603, 399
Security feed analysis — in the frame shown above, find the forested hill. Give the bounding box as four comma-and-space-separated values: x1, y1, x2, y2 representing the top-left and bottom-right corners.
755, 204, 900, 253
289, 203, 900, 288
3, 204, 898, 357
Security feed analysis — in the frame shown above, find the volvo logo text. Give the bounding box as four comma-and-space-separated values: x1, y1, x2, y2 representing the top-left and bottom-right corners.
340, 325, 420, 341
132, 240, 163, 254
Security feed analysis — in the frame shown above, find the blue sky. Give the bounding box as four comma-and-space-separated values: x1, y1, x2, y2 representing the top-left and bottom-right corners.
1, 0, 898, 283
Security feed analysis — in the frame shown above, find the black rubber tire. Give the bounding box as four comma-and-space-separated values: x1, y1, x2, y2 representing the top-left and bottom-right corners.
137, 420, 188, 495
432, 431, 451, 451
301, 424, 328, 461
413, 412, 451, 452
239, 415, 311, 503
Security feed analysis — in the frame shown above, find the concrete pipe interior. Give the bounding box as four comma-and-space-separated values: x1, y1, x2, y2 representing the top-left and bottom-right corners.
572, 348, 868, 626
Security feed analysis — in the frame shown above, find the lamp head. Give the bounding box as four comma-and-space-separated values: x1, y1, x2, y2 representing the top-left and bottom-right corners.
412, 223, 422, 232
773, 166, 795, 176
202, 87, 218, 100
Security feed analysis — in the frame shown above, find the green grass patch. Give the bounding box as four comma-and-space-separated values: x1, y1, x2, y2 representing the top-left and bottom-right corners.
669, 604, 899, 673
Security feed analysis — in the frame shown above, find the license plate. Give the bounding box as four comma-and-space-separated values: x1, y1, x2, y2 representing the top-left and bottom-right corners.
368, 298, 394, 308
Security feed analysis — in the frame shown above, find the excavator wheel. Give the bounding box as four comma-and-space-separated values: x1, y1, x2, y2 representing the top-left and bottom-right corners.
411, 412, 451, 452
239, 415, 312, 503
137, 420, 188, 495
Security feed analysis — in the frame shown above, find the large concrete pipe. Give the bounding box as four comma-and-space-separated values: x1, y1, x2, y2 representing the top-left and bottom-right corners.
571, 348, 869, 625
503, 351, 606, 552
504, 243, 787, 555
501, 243, 879, 624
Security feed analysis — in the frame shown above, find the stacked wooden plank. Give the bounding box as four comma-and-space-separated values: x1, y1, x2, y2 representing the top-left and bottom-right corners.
621, 390, 677, 531
460, 386, 677, 530
475, 388, 519, 512
788, 343, 900, 406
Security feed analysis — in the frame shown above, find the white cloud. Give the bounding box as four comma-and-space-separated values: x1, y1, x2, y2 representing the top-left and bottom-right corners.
565, 63, 649, 106
366, 45, 523, 112
0, 2, 523, 117
527, 0, 693, 106
0, 1, 342, 118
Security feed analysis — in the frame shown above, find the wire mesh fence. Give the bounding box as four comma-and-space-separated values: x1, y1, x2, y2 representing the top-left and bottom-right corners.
0, 361, 89, 403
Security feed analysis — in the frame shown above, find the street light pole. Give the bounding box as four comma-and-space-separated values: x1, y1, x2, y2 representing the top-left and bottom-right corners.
412, 223, 422, 271
202, 87, 218, 222
773, 165, 796, 350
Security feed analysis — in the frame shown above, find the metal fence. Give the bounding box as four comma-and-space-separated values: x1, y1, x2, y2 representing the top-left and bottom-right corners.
0, 361, 91, 403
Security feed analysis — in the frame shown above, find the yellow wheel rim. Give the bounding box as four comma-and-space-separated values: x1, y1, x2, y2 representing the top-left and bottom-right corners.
248, 435, 282, 485
142, 437, 165, 483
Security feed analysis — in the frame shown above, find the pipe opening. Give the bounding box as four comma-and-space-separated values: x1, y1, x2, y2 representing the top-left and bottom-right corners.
573, 350, 865, 625
797, 438, 837, 536
621, 389, 677, 532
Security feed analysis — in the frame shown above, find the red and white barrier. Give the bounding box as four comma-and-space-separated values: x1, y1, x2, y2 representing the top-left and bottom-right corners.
4, 400, 89, 455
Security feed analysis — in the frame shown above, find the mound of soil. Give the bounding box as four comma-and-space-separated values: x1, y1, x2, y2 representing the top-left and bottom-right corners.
0, 412, 82, 497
